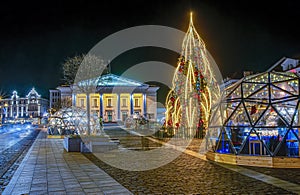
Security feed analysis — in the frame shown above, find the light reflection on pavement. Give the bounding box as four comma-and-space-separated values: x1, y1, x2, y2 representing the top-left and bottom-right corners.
0, 124, 35, 152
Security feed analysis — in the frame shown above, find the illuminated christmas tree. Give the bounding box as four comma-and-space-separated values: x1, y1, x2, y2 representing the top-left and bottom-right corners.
165, 12, 220, 137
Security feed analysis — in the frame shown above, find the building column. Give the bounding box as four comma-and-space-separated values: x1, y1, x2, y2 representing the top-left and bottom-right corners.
117, 94, 120, 120
26, 104, 28, 116
38, 105, 41, 117
130, 93, 134, 115
21, 106, 24, 117
100, 94, 103, 117
49, 93, 52, 108
10, 105, 12, 118
143, 93, 147, 117
86, 93, 90, 112
16, 104, 19, 118
72, 93, 76, 106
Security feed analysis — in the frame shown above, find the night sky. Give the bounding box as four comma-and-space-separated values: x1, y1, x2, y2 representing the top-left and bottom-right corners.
1, 0, 300, 101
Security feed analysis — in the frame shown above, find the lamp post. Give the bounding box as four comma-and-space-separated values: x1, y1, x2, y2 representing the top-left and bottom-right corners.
0, 105, 2, 125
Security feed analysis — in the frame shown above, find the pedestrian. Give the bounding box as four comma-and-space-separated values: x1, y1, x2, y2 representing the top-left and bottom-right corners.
99, 116, 103, 130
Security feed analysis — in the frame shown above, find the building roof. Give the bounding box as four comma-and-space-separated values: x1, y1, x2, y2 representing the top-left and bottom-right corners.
0, 87, 48, 101
75, 73, 149, 88
96, 74, 148, 87
26, 87, 41, 98
59, 73, 158, 94
225, 70, 298, 93
267, 57, 300, 72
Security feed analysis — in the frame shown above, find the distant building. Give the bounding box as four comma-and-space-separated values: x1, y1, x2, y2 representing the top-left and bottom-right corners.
49, 85, 72, 109
280, 58, 300, 72
220, 71, 253, 90
49, 74, 159, 122
223, 57, 300, 90
221, 78, 239, 90
267, 57, 300, 73
0, 88, 49, 120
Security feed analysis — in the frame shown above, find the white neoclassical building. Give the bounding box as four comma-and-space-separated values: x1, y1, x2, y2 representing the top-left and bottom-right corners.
50, 74, 159, 122
0, 88, 49, 120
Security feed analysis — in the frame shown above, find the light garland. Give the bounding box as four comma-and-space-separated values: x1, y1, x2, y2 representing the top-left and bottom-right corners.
165, 12, 220, 135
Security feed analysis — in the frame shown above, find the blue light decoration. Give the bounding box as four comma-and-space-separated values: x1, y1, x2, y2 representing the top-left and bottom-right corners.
286, 129, 299, 157
216, 131, 231, 154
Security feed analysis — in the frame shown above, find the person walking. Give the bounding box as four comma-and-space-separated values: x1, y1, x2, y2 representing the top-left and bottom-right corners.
99, 116, 103, 130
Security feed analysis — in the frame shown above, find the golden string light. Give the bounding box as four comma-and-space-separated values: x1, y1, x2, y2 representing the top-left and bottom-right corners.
165, 12, 220, 136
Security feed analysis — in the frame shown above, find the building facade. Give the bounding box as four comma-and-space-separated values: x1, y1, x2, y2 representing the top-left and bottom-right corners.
0, 88, 49, 121
49, 85, 72, 109
50, 74, 159, 122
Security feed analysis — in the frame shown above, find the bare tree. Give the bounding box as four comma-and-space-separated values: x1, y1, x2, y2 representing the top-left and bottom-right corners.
51, 97, 72, 113
63, 53, 107, 135
62, 54, 84, 85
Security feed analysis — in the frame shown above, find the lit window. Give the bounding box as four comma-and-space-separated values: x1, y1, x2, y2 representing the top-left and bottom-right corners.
93, 99, 98, 107
107, 99, 112, 107
134, 98, 139, 107
80, 99, 84, 107
122, 99, 127, 107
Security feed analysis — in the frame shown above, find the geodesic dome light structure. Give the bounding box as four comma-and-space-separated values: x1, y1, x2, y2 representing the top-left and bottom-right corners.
123, 114, 149, 129
48, 107, 101, 135
209, 71, 300, 157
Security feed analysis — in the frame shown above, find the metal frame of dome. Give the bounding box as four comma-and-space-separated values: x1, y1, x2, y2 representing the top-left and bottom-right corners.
207, 71, 300, 157
48, 106, 101, 135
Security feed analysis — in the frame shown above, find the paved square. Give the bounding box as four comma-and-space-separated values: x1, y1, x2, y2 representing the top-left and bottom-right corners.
2, 131, 132, 195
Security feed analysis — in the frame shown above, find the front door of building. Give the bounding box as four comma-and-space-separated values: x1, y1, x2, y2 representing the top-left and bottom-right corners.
122, 111, 128, 121
107, 111, 112, 122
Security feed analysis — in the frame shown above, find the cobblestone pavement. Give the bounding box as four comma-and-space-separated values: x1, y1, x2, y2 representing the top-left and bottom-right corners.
0, 127, 39, 193
2, 130, 132, 195
83, 127, 297, 194
244, 166, 300, 186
